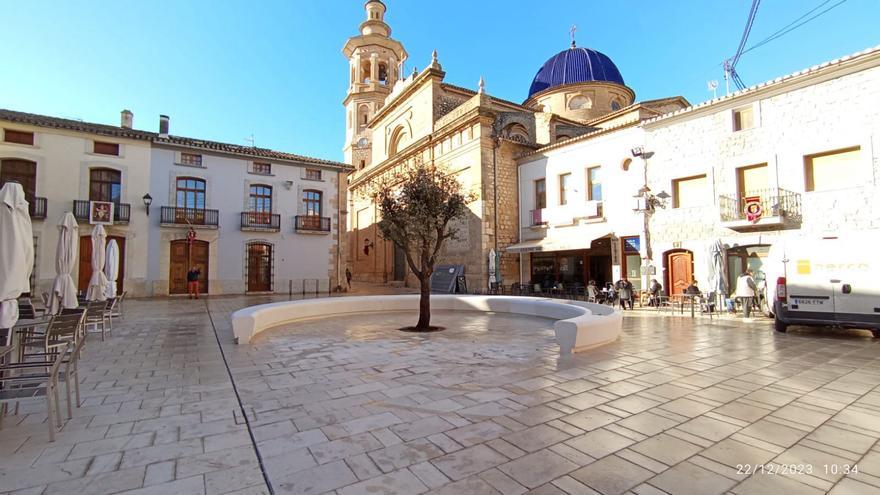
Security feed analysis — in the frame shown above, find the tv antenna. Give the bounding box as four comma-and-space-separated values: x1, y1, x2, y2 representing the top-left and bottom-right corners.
244, 134, 255, 148
707, 80, 718, 99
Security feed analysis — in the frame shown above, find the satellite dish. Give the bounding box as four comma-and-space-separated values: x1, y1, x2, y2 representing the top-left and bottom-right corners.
707, 80, 718, 90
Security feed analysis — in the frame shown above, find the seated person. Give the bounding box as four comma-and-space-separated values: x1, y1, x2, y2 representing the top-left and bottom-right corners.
647, 279, 662, 306
685, 279, 701, 295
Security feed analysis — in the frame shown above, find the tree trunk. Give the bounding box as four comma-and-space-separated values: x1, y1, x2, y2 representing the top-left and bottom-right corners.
416, 276, 431, 329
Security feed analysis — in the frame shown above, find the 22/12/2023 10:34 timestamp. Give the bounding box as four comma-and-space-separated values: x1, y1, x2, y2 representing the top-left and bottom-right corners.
737, 464, 859, 475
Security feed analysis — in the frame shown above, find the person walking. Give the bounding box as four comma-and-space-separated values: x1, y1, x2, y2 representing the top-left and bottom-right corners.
648, 278, 662, 307
735, 269, 757, 318
187, 266, 201, 299
345, 267, 353, 290
615, 277, 634, 310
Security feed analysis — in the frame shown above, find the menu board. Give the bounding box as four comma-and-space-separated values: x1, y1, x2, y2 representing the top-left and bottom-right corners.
431, 264, 465, 293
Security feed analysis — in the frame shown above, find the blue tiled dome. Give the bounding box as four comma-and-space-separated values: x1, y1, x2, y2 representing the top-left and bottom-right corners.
528, 46, 625, 98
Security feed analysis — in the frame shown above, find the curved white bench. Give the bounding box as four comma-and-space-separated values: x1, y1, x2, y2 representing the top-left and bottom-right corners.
232, 295, 622, 354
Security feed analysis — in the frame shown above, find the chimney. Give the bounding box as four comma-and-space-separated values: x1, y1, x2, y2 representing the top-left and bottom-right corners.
120, 109, 133, 129
158, 115, 169, 138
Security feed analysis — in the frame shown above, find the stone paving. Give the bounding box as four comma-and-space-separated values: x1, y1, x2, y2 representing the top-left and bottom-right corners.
1, 293, 880, 495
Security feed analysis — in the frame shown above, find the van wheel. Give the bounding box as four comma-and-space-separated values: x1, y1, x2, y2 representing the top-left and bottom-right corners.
774, 318, 788, 333
873, 329, 880, 338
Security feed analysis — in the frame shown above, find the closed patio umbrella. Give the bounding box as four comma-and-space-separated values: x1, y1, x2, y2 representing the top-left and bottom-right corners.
708, 239, 727, 307
48, 212, 79, 314
488, 248, 497, 288
104, 239, 119, 299
0, 183, 34, 330
85, 224, 108, 301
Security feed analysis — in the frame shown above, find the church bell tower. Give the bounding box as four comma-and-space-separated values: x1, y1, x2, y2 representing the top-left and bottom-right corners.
342, 0, 407, 173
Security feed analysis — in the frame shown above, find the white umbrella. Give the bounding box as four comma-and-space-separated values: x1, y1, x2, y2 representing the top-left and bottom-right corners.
104, 239, 119, 299
85, 225, 108, 301
48, 212, 79, 314
0, 183, 34, 329
488, 248, 497, 288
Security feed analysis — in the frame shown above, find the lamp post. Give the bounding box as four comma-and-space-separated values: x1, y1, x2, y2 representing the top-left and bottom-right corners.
142, 193, 153, 216
631, 147, 669, 291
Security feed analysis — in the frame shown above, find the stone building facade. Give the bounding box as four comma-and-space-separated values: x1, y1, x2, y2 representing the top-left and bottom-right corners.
343, 1, 634, 290
644, 46, 880, 295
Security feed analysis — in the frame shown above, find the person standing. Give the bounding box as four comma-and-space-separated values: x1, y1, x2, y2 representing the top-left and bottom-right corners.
735, 269, 757, 318
345, 267, 353, 290
187, 266, 201, 300
648, 278, 662, 307
615, 277, 634, 310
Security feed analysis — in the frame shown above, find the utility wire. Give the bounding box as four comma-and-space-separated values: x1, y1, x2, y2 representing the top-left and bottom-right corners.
739, 0, 849, 58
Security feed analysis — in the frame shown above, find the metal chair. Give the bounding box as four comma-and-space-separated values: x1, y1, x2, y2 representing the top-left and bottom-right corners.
83, 299, 112, 341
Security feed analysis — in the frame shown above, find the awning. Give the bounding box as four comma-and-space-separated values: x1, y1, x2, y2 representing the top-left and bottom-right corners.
506, 228, 612, 253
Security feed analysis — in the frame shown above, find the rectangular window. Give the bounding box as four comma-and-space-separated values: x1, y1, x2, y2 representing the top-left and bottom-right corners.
179, 152, 203, 167
303, 190, 322, 216
559, 173, 571, 205
732, 106, 754, 132
587, 166, 602, 201
804, 147, 861, 192
736, 163, 768, 199
93, 141, 120, 156
535, 179, 546, 209
3, 129, 34, 145
673, 174, 708, 208
305, 168, 322, 180
252, 162, 271, 175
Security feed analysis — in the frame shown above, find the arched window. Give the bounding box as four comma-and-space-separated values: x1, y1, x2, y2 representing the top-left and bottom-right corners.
504, 123, 529, 142
378, 63, 388, 84
249, 184, 272, 213
90, 168, 122, 203
621, 158, 632, 171
358, 105, 369, 127
388, 125, 408, 157
176, 177, 206, 209
303, 189, 322, 217
1, 158, 37, 203
611, 100, 622, 111
568, 95, 592, 110
360, 59, 371, 83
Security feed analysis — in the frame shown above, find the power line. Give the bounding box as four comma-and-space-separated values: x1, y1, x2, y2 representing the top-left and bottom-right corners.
725, 0, 762, 92
739, 0, 849, 58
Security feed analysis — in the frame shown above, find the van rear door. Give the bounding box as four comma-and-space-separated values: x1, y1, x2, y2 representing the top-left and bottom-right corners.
785, 238, 836, 321
828, 236, 880, 328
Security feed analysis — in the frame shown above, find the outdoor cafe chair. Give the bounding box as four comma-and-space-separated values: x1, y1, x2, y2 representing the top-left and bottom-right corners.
0, 340, 71, 442
110, 291, 126, 320
82, 299, 112, 341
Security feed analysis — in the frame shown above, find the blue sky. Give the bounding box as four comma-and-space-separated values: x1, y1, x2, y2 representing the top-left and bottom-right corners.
2, 0, 877, 162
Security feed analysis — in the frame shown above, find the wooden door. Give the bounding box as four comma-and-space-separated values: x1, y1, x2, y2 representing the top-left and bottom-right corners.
77, 236, 125, 294
246, 243, 272, 292
667, 250, 693, 296
169, 240, 209, 294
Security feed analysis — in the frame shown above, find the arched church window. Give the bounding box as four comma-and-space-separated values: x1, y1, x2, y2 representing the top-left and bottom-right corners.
378, 63, 388, 84
388, 126, 408, 157
358, 105, 369, 127
568, 95, 592, 110
611, 100, 622, 111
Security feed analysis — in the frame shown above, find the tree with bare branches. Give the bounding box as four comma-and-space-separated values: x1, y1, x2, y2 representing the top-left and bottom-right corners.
374, 164, 472, 330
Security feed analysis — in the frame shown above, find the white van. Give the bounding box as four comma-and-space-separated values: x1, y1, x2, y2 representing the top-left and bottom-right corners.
764, 232, 880, 337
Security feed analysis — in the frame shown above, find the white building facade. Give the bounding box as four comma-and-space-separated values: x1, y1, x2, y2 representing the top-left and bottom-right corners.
0, 110, 153, 297
0, 109, 351, 298
645, 47, 880, 296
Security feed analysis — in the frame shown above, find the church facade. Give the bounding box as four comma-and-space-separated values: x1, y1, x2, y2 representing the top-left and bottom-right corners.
342, 0, 642, 290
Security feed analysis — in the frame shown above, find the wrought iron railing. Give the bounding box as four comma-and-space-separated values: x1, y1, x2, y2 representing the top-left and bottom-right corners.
718, 188, 802, 222
29, 197, 47, 219
160, 206, 219, 226
240, 211, 280, 231
295, 215, 330, 232
73, 200, 131, 223
530, 209, 546, 226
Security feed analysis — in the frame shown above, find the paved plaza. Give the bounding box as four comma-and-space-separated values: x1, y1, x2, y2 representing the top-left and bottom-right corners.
1, 295, 880, 495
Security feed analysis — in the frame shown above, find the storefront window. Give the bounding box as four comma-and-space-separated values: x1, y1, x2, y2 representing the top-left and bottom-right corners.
726, 245, 770, 289
622, 236, 642, 291
531, 255, 556, 287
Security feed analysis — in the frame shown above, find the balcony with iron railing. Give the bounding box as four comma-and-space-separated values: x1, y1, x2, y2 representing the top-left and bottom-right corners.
29, 197, 47, 220
73, 200, 130, 224
160, 206, 219, 228
529, 208, 547, 227
294, 215, 330, 233
240, 211, 280, 232
718, 188, 802, 231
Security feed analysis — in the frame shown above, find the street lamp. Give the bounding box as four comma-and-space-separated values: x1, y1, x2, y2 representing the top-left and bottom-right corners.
142, 193, 153, 216
630, 149, 666, 288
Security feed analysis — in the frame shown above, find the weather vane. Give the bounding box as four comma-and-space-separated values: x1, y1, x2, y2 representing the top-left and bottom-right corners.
570, 25, 577, 48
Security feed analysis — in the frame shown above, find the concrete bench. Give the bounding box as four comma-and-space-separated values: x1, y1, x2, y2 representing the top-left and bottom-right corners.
231, 295, 622, 354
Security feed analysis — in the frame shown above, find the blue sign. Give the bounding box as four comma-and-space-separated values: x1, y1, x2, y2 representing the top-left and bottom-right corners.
624, 237, 640, 253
